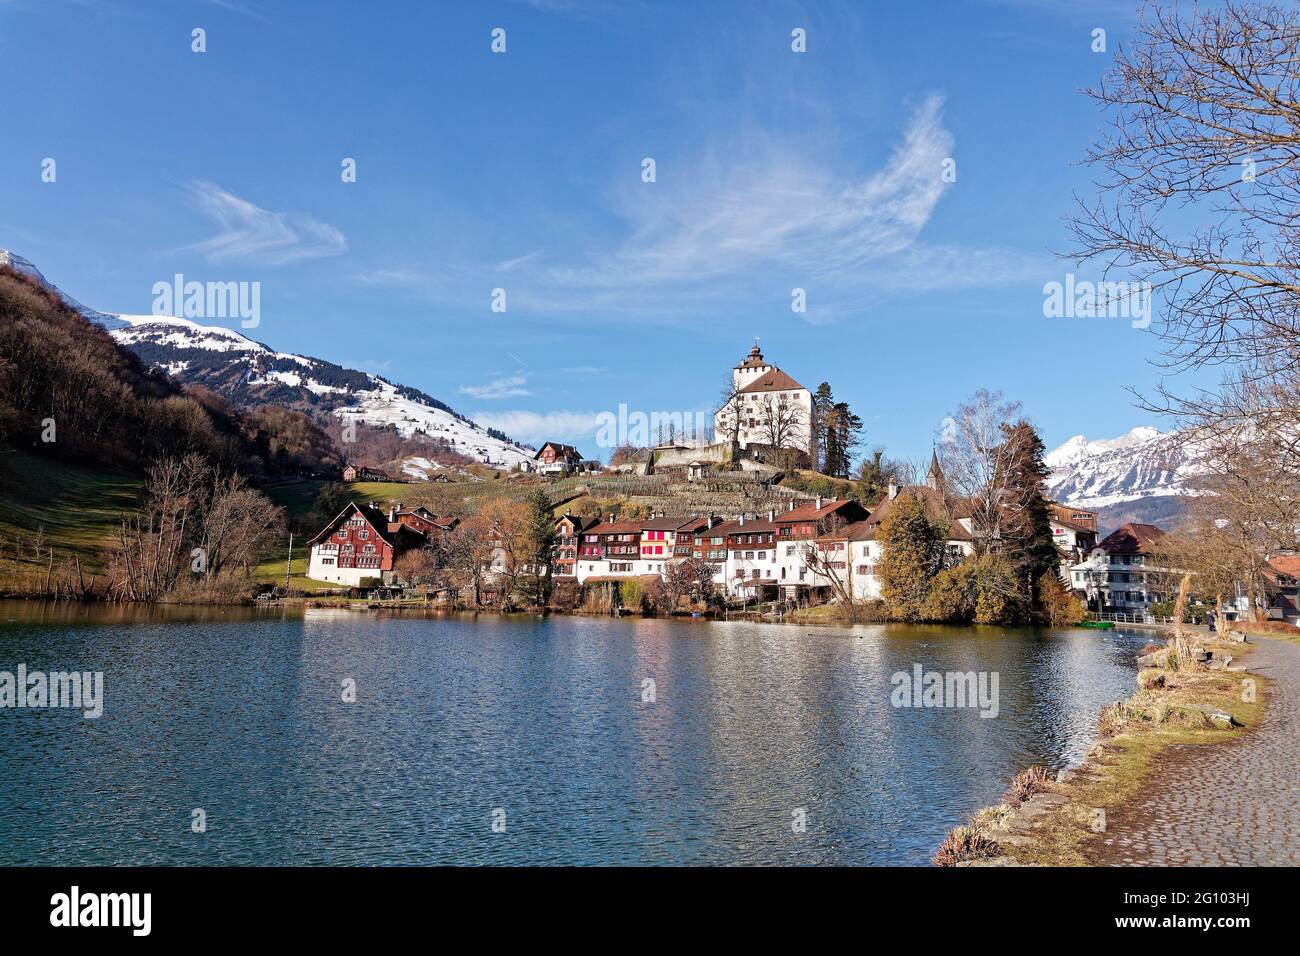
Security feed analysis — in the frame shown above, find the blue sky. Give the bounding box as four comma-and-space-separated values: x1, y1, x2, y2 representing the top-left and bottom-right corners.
0, 0, 1201, 463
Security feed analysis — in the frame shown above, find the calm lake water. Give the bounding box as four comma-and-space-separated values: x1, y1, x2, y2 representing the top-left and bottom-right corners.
0, 602, 1147, 865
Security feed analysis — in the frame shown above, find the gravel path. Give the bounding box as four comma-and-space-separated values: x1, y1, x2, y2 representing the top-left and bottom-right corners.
1088, 637, 1300, 866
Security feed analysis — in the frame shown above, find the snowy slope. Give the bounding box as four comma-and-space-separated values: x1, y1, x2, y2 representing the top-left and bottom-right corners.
0, 251, 127, 329
1045, 426, 1203, 509
112, 315, 532, 468
0, 250, 532, 469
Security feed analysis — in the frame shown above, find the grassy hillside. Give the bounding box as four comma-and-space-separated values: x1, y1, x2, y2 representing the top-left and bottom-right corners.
0, 444, 143, 568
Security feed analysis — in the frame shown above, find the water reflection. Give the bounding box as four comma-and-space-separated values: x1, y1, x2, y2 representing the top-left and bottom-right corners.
0, 602, 1143, 865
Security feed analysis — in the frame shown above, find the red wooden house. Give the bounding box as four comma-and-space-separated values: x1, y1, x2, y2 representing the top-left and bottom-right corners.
306, 502, 428, 587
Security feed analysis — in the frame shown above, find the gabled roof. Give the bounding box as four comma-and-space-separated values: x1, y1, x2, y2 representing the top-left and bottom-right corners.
776, 499, 867, 523
585, 518, 643, 536
860, 487, 973, 541
739, 368, 806, 394
556, 513, 600, 533
1097, 522, 1167, 555
816, 519, 878, 543
1267, 555, 1300, 581
1051, 515, 1096, 534
639, 515, 695, 531
308, 502, 428, 549
535, 441, 581, 460
725, 517, 778, 534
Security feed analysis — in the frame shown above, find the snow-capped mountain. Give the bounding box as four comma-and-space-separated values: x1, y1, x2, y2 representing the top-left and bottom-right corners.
1045, 426, 1203, 530
0, 251, 532, 469
0, 251, 127, 329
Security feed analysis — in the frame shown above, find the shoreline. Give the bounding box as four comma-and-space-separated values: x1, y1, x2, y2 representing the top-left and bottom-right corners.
936, 627, 1275, 867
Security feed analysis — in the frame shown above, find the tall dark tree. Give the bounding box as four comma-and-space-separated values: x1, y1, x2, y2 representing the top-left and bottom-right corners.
812, 382, 835, 473
827, 401, 862, 478
998, 420, 1058, 606
521, 488, 557, 605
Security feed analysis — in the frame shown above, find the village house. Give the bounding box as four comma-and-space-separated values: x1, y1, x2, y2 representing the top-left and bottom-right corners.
772, 497, 870, 601
341, 464, 395, 482
552, 512, 599, 578
1262, 555, 1300, 623
1049, 502, 1099, 577
1070, 522, 1168, 614
810, 477, 975, 603
533, 441, 583, 475
723, 514, 782, 600
575, 516, 644, 582
305, 502, 429, 587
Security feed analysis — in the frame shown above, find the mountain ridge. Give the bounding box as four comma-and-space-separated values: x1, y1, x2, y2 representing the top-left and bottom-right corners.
0, 251, 533, 470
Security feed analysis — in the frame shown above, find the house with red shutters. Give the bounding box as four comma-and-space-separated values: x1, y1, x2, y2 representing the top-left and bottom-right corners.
771, 497, 870, 600
305, 502, 430, 587
533, 442, 583, 475
552, 512, 600, 578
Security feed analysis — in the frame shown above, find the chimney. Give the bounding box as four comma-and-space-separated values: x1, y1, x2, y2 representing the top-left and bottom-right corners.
608, 513, 615, 524
768, 508, 775, 522
739, 513, 746, 526
389, 505, 397, 522
789, 499, 796, 512
888, 481, 898, 500
816, 496, 823, 510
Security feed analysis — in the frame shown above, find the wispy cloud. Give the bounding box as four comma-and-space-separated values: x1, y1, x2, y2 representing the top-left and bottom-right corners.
182, 181, 346, 266
471, 409, 601, 444
459, 375, 531, 400
550, 94, 955, 290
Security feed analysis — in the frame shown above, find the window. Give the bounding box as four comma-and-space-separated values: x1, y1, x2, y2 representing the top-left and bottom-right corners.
786, 546, 796, 556
745, 551, 754, 560
757, 552, 766, 561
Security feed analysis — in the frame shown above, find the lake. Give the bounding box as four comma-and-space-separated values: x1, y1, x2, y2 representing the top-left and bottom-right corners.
0, 602, 1147, 865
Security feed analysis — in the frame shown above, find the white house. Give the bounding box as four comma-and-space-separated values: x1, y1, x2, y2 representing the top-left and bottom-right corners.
1069, 522, 1168, 614
811, 485, 975, 602
714, 343, 814, 461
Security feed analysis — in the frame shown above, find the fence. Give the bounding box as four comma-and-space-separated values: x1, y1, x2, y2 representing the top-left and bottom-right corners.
1086, 611, 1179, 626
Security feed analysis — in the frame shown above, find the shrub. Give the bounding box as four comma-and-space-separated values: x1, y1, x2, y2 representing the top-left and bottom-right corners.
1137, 668, 1166, 690
1003, 765, 1051, 806
932, 825, 1001, 867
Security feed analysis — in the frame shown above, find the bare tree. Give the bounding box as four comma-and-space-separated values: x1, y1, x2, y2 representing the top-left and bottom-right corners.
1070, 2, 1300, 378
716, 376, 746, 469
756, 392, 807, 469
937, 390, 1034, 555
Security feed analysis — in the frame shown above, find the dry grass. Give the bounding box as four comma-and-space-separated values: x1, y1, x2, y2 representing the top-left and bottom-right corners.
1137, 668, 1166, 690
1003, 765, 1052, 806
932, 825, 1001, 867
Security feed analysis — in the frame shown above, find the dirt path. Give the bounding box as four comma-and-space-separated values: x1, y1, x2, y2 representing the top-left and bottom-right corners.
1087, 637, 1300, 866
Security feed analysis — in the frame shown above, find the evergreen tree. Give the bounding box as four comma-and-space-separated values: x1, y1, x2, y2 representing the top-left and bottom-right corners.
999, 421, 1058, 606
828, 401, 862, 477
521, 488, 557, 605
812, 382, 835, 473
878, 492, 949, 622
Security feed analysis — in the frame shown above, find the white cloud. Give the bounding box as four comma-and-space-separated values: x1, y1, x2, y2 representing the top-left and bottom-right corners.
471, 409, 602, 444
549, 94, 955, 289
459, 375, 531, 400
182, 181, 347, 266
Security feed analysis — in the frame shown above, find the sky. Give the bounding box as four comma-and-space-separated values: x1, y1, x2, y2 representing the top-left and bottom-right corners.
0, 0, 1207, 464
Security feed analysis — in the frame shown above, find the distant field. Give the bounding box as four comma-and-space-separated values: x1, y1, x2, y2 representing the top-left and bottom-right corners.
0, 445, 143, 568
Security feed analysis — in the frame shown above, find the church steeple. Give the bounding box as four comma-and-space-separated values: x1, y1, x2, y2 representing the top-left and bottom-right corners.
926, 448, 946, 491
